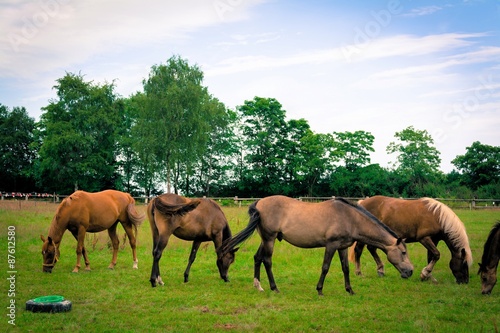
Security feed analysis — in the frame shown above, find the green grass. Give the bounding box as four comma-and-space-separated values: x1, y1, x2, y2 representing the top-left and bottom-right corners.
1, 201, 499, 332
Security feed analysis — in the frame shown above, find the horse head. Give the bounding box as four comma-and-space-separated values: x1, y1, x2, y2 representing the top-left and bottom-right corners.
385, 238, 414, 279
40, 235, 59, 273
216, 247, 239, 282
478, 263, 497, 295
450, 248, 470, 284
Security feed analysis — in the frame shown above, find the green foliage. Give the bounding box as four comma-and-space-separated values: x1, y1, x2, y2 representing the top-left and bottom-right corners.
36, 73, 123, 193
0, 104, 36, 192
452, 141, 500, 190
387, 126, 442, 196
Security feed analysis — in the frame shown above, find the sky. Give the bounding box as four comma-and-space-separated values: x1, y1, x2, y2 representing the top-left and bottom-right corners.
1, 0, 499, 172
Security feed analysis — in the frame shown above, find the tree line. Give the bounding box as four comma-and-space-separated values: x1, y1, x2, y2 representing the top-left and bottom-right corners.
1, 55, 499, 198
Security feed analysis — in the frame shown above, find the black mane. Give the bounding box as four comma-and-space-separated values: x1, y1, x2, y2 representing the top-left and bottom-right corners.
479, 221, 500, 272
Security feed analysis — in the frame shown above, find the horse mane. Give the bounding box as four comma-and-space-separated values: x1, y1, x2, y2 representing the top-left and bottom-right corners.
334, 197, 398, 238
421, 197, 473, 266
479, 221, 500, 272
153, 196, 201, 216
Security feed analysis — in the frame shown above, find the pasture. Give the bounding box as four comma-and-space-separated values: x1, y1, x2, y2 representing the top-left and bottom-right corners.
1, 200, 499, 332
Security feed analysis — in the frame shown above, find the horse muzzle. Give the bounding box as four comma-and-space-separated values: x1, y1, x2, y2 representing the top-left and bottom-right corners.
400, 269, 413, 279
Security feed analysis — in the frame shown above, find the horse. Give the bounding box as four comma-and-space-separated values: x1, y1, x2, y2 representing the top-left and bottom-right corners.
148, 193, 238, 287
220, 195, 413, 296
350, 195, 472, 284
41, 190, 145, 273
478, 221, 500, 295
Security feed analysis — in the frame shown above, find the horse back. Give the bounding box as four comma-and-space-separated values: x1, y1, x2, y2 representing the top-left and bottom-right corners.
58, 190, 133, 231
360, 196, 441, 240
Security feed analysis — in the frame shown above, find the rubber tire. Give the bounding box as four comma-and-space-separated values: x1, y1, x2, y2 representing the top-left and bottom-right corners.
26, 296, 72, 313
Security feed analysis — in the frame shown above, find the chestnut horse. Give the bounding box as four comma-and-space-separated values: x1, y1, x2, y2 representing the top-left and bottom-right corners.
478, 221, 500, 294
220, 195, 413, 296
41, 190, 144, 273
351, 196, 472, 284
148, 194, 238, 287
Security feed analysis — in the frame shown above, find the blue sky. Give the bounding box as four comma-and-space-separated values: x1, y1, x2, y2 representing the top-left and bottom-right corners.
1, 0, 499, 172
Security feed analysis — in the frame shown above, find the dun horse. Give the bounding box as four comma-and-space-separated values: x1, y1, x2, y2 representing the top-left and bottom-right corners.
478, 221, 500, 295
351, 196, 472, 284
41, 190, 144, 273
220, 195, 413, 296
148, 193, 238, 287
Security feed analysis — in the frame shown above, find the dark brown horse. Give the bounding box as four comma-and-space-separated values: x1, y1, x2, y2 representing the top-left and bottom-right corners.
41, 190, 144, 273
148, 193, 238, 287
478, 221, 500, 294
351, 196, 472, 284
220, 195, 413, 296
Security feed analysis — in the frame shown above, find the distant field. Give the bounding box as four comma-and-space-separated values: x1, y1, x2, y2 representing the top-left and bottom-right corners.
1, 200, 499, 332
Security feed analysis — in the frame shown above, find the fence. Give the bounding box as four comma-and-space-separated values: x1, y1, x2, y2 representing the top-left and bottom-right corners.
1, 192, 499, 210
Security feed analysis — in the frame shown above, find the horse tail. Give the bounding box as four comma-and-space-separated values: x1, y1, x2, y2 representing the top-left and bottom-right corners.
126, 196, 145, 237
348, 242, 357, 263
221, 200, 261, 255
152, 196, 201, 216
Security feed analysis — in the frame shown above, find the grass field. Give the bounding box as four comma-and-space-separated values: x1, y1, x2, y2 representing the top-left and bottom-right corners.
1, 200, 499, 332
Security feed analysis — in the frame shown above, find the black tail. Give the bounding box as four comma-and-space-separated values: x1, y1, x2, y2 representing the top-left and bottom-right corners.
221, 201, 261, 255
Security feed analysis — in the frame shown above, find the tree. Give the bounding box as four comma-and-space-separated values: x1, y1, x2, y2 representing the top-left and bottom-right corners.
386, 126, 441, 196
452, 141, 500, 190
136, 55, 219, 194
0, 104, 36, 192
333, 130, 375, 171
238, 97, 289, 196
36, 73, 123, 193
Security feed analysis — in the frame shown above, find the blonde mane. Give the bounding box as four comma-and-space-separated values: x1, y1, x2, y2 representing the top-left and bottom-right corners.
421, 198, 473, 266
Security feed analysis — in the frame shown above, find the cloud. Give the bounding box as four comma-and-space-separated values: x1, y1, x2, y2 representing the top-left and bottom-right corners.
402, 5, 451, 17
0, 0, 265, 78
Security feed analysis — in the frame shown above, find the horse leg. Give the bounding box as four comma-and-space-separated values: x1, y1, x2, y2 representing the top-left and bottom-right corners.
353, 242, 365, 276
122, 223, 138, 269
72, 227, 90, 273
419, 237, 440, 283
339, 248, 355, 295
107, 223, 119, 269
184, 241, 201, 283
366, 244, 385, 277
150, 234, 170, 287
316, 244, 337, 296
259, 238, 279, 292
253, 244, 265, 291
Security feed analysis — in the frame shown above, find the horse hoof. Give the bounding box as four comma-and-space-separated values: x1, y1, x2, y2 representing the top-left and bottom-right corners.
377, 272, 385, 277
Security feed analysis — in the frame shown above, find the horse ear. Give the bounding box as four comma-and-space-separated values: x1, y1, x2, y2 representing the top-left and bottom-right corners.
40, 235, 46, 242
48, 236, 53, 245
396, 238, 402, 245
461, 248, 466, 260
232, 247, 240, 254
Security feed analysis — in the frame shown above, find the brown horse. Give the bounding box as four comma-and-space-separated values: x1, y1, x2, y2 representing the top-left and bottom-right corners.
220, 195, 413, 296
351, 196, 472, 284
478, 221, 500, 294
41, 190, 144, 273
148, 193, 238, 287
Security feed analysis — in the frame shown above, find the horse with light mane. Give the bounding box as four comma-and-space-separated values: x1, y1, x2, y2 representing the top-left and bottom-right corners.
350, 195, 472, 284
41, 190, 144, 273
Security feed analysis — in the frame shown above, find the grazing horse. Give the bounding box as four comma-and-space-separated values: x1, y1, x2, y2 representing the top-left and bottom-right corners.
41, 190, 144, 273
148, 193, 238, 287
220, 195, 413, 296
351, 196, 472, 284
478, 222, 500, 295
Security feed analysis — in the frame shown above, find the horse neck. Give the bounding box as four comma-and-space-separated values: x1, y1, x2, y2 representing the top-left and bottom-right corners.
48, 215, 67, 245
354, 216, 396, 250
484, 229, 500, 268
